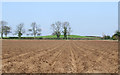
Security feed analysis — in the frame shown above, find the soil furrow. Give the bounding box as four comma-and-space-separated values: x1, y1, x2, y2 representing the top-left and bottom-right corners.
2, 40, 118, 73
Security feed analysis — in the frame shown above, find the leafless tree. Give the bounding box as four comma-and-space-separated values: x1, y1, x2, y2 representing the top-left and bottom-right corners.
3, 26, 11, 37
0, 21, 8, 39
28, 22, 42, 39
51, 21, 62, 39
15, 23, 25, 39
62, 22, 71, 39
68, 27, 72, 36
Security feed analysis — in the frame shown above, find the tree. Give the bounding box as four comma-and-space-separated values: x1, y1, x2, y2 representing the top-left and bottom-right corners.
112, 30, 120, 40
112, 35, 117, 40
29, 22, 42, 39
68, 27, 72, 36
62, 22, 71, 39
103, 34, 111, 39
15, 23, 25, 39
3, 26, 11, 37
0, 21, 8, 39
51, 21, 62, 39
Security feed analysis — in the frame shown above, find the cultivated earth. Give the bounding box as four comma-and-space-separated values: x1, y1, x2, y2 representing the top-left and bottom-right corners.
2, 40, 118, 73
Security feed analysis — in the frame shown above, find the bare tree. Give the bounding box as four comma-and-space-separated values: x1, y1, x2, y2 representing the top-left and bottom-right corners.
68, 27, 72, 36
15, 23, 25, 39
3, 26, 11, 37
51, 21, 62, 39
29, 22, 42, 39
62, 22, 71, 39
0, 21, 8, 39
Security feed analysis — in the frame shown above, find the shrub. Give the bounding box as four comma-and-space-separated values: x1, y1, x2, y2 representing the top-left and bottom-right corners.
112, 35, 118, 40
103, 35, 111, 39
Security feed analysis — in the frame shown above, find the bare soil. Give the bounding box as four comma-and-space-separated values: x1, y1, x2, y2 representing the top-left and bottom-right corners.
2, 40, 118, 73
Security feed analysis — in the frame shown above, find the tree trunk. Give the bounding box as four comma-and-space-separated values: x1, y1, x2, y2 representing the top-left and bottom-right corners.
34, 34, 36, 39
18, 33, 21, 39
119, 35, 120, 41
5, 34, 7, 37
57, 35, 59, 39
19, 35, 21, 39
1, 33, 3, 39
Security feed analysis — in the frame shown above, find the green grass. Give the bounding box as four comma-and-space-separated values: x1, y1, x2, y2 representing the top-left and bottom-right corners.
38, 35, 97, 38
1, 35, 101, 40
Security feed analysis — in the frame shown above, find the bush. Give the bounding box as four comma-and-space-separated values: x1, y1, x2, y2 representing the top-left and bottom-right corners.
8, 37, 18, 39
103, 35, 111, 39
112, 35, 118, 40
3, 37, 43, 39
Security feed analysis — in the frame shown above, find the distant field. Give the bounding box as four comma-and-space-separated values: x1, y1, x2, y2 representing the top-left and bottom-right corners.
0, 35, 104, 41
39, 35, 97, 38
1, 35, 100, 39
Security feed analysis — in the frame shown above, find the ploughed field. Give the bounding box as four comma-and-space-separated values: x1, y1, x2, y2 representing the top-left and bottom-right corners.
2, 40, 118, 73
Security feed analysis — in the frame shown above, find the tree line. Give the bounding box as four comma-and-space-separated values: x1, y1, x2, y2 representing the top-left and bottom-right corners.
102, 31, 120, 40
51, 21, 72, 39
0, 21, 72, 39
0, 20, 120, 40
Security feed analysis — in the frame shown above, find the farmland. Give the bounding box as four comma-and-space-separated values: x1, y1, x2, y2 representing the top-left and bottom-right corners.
2, 40, 118, 73
1, 35, 102, 40
39, 35, 97, 38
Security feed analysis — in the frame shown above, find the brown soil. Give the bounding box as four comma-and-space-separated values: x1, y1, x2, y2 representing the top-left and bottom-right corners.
2, 40, 118, 73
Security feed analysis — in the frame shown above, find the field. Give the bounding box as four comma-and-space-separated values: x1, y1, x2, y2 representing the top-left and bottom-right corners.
2, 40, 118, 73
1, 35, 101, 40
39, 35, 97, 38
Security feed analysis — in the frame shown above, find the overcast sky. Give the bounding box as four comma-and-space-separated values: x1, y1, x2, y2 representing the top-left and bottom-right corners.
2, 2, 118, 36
